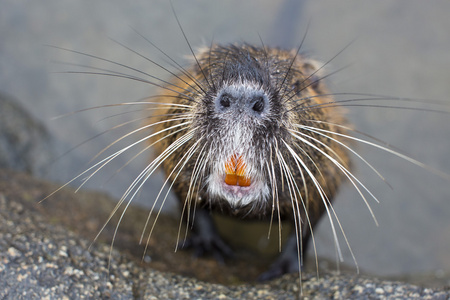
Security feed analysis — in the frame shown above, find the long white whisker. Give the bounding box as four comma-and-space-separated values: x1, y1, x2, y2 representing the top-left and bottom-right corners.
265, 158, 276, 243
75, 120, 192, 194
185, 147, 211, 242
104, 130, 197, 267
302, 122, 450, 181
284, 136, 363, 272
142, 135, 203, 256
284, 142, 321, 277
275, 149, 303, 294
127, 130, 196, 242
90, 116, 192, 164
282, 140, 344, 261
289, 129, 379, 226
90, 128, 194, 253
102, 117, 194, 185
42, 121, 189, 205
176, 142, 209, 251
272, 140, 282, 251
295, 124, 392, 189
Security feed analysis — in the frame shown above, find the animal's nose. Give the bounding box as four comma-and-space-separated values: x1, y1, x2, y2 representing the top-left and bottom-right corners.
215, 91, 268, 118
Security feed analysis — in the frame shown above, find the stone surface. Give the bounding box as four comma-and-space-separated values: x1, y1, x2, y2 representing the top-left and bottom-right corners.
0, 168, 449, 299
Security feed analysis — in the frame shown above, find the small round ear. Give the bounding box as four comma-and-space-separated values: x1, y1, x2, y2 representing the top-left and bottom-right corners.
302, 58, 325, 91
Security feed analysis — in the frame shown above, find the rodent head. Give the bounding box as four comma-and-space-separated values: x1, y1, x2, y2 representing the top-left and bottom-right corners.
185, 44, 329, 211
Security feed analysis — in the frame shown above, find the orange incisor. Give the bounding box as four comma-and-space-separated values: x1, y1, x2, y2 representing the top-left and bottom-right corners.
224, 154, 251, 187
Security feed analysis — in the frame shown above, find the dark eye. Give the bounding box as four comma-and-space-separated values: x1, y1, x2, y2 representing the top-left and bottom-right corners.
252, 96, 265, 113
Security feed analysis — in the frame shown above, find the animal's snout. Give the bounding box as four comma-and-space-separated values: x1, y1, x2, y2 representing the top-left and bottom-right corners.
215, 86, 269, 118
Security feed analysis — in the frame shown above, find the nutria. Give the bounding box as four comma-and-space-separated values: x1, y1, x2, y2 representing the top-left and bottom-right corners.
150, 43, 350, 280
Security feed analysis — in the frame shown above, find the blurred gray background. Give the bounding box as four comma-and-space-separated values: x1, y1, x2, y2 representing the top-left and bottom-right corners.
1, 0, 449, 283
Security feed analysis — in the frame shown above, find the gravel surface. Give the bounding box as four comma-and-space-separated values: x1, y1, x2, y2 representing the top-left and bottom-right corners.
1, 169, 449, 299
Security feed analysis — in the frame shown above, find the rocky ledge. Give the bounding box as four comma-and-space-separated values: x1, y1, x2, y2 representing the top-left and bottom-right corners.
0, 169, 449, 299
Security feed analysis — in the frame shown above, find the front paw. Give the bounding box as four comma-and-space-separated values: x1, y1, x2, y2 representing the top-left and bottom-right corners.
180, 232, 234, 263
257, 238, 301, 281
257, 255, 300, 281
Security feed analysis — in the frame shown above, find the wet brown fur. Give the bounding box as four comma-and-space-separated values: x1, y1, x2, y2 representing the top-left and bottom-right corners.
150, 44, 350, 231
